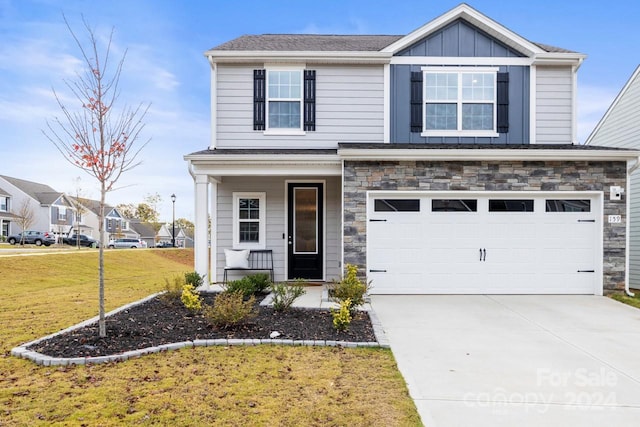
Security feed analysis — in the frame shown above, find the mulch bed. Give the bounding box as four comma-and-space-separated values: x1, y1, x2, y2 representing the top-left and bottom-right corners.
28, 293, 377, 358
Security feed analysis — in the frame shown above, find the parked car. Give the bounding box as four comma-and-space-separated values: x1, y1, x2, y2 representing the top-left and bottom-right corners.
155, 241, 174, 248
107, 238, 147, 249
7, 230, 56, 246
62, 234, 99, 248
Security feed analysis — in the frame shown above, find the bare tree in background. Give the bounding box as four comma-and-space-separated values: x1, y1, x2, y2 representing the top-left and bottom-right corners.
13, 199, 35, 245
44, 17, 149, 337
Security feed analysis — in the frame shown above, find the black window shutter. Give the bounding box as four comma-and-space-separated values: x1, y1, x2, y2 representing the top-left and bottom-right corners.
253, 69, 266, 131
497, 72, 509, 133
410, 71, 423, 133
304, 70, 316, 131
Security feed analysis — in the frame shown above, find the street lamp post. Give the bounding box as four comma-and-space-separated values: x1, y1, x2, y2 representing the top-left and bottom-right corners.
171, 193, 176, 248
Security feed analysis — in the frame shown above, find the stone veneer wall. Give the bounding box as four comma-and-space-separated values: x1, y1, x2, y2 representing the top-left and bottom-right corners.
343, 160, 627, 293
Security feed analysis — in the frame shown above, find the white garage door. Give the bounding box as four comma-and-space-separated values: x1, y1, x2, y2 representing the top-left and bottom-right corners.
367, 193, 601, 294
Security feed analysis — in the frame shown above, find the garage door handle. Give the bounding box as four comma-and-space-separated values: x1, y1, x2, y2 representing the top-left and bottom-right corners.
369, 219, 387, 222
577, 270, 595, 273
369, 269, 387, 273
578, 219, 595, 223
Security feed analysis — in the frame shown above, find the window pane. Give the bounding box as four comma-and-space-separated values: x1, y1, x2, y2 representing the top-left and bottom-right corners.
546, 200, 591, 212
294, 188, 317, 253
489, 200, 534, 212
462, 73, 494, 101
238, 198, 260, 220
425, 73, 457, 101
374, 199, 420, 212
432, 199, 478, 212
268, 71, 301, 100
269, 101, 301, 128
462, 104, 493, 130
426, 103, 456, 130
239, 222, 259, 243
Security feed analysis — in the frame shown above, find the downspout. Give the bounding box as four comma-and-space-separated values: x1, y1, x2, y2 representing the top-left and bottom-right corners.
625, 157, 640, 296
207, 56, 217, 150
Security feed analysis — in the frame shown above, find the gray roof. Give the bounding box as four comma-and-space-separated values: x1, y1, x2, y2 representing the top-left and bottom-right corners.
71, 197, 115, 216
129, 220, 156, 238
210, 35, 573, 55
0, 175, 62, 205
211, 34, 404, 52
337, 143, 634, 151
188, 148, 338, 156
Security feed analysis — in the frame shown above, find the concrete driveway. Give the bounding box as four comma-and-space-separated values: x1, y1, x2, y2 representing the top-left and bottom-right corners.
371, 295, 640, 427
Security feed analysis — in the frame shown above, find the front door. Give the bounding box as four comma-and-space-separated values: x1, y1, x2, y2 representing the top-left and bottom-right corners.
287, 183, 323, 280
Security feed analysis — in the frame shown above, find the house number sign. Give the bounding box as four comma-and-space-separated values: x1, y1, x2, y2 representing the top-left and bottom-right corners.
608, 215, 622, 224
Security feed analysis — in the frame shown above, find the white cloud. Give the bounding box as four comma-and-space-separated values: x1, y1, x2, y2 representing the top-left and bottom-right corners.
577, 84, 619, 143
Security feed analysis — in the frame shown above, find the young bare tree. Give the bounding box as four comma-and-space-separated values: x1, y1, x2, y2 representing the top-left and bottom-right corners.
44, 17, 149, 337
13, 199, 35, 246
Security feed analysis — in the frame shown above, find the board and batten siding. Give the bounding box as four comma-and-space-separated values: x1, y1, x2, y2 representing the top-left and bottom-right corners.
587, 67, 640, 287
215, 65, 384, 149
535, 66, 574, 144
216, 176, 341, 282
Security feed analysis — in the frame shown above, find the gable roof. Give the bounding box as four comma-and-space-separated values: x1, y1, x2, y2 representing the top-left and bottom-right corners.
128, 220, 156, 238
206, 3, 583, 65
585, 64, 640, 146
71, 197, 117, 217
0, 175, 63, 205
0, 186, 10, 197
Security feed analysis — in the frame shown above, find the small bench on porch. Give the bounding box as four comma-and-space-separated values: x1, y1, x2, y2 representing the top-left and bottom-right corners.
223, 249, 274, 284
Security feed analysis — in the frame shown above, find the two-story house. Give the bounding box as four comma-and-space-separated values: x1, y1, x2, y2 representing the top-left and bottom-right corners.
0, 175, 76, 240
185, 4, 640, 295
0, 186, 16, 239
72, 197, 137, 242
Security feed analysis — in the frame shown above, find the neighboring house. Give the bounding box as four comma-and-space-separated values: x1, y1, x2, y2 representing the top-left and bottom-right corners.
0, 175, 76, 240
0, 186, 17, 239
185, 4, 639, 295
129, 220, 157, 248
73, 198, 138, 242
585, 65, 640, 289
156, 223, 190, 247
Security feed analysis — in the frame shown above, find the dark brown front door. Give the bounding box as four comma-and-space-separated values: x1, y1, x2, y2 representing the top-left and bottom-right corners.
287, 183, 323, 280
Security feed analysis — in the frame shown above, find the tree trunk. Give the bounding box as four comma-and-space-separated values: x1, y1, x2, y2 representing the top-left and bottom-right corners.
98, 181, 106, 337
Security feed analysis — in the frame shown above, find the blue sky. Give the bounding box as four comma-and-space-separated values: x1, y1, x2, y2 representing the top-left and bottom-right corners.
1, 0, 638, 221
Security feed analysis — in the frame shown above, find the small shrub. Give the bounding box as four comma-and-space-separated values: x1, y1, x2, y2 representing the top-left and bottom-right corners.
159, 275, 185, 305
271, 280, 306, 312
184, 271, 204, 288
332, 264, 370, 315
203, 291, 256, 327
221, 277, 257, 298
331, 298, 352, 331
246, 273, 271, 293
181, 284, 203, 312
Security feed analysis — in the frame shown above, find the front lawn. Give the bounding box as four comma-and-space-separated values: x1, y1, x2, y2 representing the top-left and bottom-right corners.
0, 250, 420, 426
610, 291, 640, 310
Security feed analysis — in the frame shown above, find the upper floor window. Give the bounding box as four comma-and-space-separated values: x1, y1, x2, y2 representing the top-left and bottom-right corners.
0, 196, 8, 212
58, 207, 67, 221
411, 68, 508, 137
253, 68, 316, 133
268, 70, 302, 129
423, 68, 497, 136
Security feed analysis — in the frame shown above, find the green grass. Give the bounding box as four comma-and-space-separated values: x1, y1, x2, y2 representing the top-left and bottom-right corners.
0, 250, 421, 426
610, 291, 640, 309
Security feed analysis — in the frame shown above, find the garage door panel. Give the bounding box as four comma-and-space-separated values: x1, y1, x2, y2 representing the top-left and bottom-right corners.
368, 193, 599, 295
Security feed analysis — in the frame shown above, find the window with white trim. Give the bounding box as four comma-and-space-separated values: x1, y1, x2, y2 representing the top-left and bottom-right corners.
267, 70, 302, 130
233, 192, 266, 249
422, 67, 498, 136
58, 207, 67, 221
0, 196, 8, 212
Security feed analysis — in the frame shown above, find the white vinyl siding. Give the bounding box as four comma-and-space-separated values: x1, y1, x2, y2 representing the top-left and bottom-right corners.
587, 68, 640, 287
535, 66, 573, 144
216, 65, 384, 148
216, 176, 341, 283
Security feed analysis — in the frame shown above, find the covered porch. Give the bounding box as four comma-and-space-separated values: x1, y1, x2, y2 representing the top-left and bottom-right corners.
185, 149, 342, 285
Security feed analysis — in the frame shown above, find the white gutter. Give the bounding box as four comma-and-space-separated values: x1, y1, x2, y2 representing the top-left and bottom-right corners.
207, 57, 217, 149
625, 157, 640, 296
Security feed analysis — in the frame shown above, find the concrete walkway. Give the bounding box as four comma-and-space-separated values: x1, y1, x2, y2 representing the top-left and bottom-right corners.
371, 295, 640, 427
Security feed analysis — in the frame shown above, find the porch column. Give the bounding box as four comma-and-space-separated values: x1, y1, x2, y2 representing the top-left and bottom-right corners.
194, 174, 209, 283
210, 181, 218, 283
